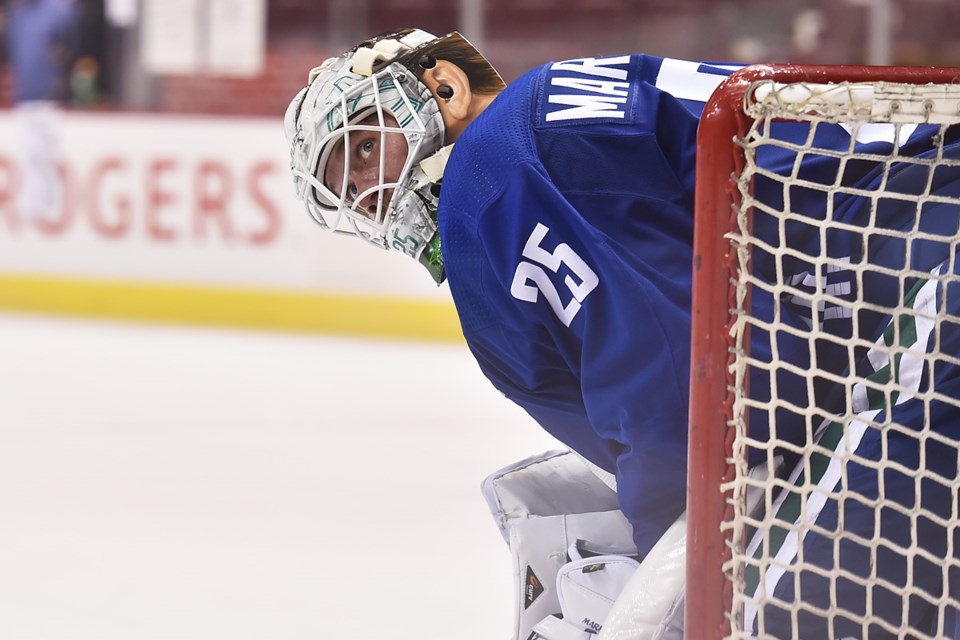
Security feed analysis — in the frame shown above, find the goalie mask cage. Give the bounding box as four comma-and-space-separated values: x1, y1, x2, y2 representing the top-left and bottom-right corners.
687, 65, 960, 640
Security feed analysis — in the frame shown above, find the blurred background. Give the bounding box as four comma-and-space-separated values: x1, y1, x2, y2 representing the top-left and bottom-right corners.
0, 1, 957, 639
0, 0, 956, 333
3, 0, 960, 115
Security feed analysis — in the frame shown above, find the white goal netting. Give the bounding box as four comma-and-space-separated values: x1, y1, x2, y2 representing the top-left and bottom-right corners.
721, 79, 960, 639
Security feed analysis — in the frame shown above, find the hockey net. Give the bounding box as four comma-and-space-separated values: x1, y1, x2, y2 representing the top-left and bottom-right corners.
687, 65, 960, 639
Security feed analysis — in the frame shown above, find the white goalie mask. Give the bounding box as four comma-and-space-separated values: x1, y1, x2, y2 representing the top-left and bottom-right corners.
284, 29, 449, 283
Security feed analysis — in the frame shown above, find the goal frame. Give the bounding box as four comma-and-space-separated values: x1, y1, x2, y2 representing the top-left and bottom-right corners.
686, 63, 960, 640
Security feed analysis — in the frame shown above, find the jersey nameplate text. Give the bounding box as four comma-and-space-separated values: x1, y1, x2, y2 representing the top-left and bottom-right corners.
542, 56, 633, 124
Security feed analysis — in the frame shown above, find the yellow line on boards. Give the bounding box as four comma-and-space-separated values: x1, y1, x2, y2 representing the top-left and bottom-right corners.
0, 273, 464, 343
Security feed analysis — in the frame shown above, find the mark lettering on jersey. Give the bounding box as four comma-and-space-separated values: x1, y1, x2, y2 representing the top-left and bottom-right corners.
545, 56, 631, 122
511, 223, 599, 327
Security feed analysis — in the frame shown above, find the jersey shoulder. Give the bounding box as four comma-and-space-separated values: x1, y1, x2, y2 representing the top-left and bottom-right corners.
438, 73, 546, 334
441, 66, 542, 218
535, 54, 741, 130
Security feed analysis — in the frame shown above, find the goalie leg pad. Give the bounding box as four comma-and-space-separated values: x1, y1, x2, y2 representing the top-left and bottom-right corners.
482, 450, 637, 640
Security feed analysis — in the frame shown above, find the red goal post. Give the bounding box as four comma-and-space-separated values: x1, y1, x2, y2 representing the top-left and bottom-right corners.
687, 64, 960, 640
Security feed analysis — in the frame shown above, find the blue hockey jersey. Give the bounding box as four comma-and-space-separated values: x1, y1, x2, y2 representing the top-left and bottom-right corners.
438, 54, 728, 554
435, 53, 955, 555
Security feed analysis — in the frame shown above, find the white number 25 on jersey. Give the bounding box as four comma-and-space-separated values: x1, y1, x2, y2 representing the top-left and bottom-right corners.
510, 223, 599, 327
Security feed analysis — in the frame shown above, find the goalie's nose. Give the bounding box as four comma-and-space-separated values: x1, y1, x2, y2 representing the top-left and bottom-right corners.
349, 167, 388, 220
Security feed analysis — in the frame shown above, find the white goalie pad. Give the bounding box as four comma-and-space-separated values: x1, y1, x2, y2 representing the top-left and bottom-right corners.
596, 511, 687, 640
482, 450, 623, 543
530, 540, 642, 640
482, 450, 637, 640
596, 456, 783, 640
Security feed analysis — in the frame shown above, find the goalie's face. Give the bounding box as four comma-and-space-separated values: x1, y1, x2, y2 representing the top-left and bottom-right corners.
321, 112, 409, 220
292, 61, 439, 247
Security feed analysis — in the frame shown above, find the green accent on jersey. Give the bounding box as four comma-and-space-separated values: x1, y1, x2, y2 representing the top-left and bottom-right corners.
868, 276, 928, 407
743, 273, 936, 597
744, 419, 845, 596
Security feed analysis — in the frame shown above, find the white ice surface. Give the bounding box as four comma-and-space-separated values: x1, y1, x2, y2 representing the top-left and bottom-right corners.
0, 313, 562, 640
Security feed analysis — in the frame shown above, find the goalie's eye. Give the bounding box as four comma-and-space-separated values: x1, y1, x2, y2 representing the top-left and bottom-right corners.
321, 111, 408, 216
